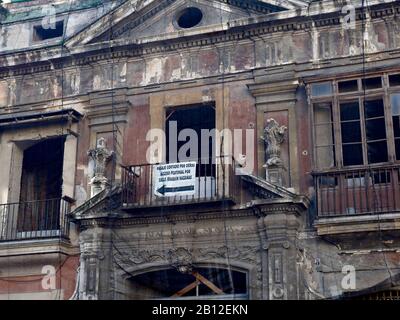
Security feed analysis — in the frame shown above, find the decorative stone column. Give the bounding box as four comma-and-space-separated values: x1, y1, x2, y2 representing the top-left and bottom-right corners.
262, 206, 304, 300
88, 137, 114, 197
77, 226, 113, 300
261, 119, 287, 185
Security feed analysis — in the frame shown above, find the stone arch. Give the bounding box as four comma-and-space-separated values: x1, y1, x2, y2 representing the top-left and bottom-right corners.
113, 258, 260, 300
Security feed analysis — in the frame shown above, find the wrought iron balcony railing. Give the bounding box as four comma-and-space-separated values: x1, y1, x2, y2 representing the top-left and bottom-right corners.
314, 165, 400, 217
121, 157, 240, 208
0, 198, 70, 242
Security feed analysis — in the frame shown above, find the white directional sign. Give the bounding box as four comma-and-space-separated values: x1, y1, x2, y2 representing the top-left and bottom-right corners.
153, 162, 196, 197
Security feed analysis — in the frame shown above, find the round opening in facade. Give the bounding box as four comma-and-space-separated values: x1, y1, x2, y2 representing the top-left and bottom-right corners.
177, 7, 203, 29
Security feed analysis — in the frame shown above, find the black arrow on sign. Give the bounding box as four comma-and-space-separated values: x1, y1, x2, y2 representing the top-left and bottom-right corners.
157, 185, 195, 196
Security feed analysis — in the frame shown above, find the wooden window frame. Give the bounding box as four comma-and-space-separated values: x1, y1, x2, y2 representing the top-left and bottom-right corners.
310, 73, 400, 171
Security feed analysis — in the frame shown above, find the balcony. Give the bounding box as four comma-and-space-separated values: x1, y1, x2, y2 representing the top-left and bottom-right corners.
0, 198, 70, 242
121, 157, 240, 209
313, 165, 400, 236
314, 165, 400, 217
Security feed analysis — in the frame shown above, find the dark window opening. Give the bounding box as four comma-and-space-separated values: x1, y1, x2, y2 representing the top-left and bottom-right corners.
33, 20, 64, 41
338, 80, 358, 93
365, 118, 386, 140
17, 137, 65, 232
166, 104, 215, 177
364, 99, 385, 118
389, 74, 400, 87
362, 77, 382, 90
367, 141, 388, 163
364, 99, 388, 164
177, 7, 203, 29
396, 139, 400, 160
340, 101, 363, 166
343, 144, 363, 166
340, 101, 360, 121
341, 122, 362, 143
127, 268, 247, 299
392, 94, 400, 160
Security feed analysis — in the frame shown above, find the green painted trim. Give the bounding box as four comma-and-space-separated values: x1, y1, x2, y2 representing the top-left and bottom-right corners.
2, 0, 126, 24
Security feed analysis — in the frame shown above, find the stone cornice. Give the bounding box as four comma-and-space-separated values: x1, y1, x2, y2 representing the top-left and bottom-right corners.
0, 238, 79, 257
0, 1, 398, 78
76, 199, 308, 229
315, 212, 400, 236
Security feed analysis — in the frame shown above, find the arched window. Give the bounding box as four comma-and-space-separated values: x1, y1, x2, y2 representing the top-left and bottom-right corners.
125, 267, 248, 300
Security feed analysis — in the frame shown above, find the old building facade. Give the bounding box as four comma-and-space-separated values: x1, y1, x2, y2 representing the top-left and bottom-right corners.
0, 0, 399, 300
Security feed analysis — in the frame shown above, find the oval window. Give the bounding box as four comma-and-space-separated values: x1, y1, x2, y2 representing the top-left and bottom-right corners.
177, 7, 203, 29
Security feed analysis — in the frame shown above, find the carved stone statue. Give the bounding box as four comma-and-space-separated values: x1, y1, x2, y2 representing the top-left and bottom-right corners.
7, 79, 17, 107
262, 118, 287, 167
261, 118, 287, 185
88, 137, 114, 197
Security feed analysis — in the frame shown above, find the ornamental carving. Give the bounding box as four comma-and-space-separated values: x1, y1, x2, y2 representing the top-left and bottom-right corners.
113, 245, 260, 271
261, 118, 287, 168
88, 137, 114, 197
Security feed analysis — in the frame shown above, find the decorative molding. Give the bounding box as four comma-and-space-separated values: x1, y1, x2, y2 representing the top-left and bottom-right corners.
88, 138, 114, 197
113, 245, 261, 271
0, 3, 398, 78
262, 118, 287, 168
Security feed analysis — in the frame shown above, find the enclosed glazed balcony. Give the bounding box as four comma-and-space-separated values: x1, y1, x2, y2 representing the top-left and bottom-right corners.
0, 198, 70, 242
121, 157, 240, 209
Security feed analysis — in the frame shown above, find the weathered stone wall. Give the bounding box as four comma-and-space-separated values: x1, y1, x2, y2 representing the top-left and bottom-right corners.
1, 0, 400, 300
1, 12, 399, 107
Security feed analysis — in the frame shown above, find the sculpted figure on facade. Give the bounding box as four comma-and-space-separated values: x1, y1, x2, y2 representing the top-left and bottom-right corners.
261, 118, 287, 168
261, 118, 287, 185
88, 137, 114, 197
7, 78, 17, 106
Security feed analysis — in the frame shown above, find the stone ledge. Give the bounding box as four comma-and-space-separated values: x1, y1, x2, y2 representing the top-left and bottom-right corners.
0, 238, 79, 257
315, 212, 400, 236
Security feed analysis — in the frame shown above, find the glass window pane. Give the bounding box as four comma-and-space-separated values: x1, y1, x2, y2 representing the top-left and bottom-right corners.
338, 80, 358, 93
395, 139, 400, 160
341, 122, 361, 143
314, 103, 333, 124
365, 118, 387, 141
389, 74, 400, 87
315, 124, 334, 146
394, 116, 400, 138
362, 77, 382, 90
391, 94, 400, 116
367, 141, 388, 164
364, 99, 384, 118
343, 144, 363, 166
311, 83, 332, 97
340, 101, 360, 121
316, 146, 335, 169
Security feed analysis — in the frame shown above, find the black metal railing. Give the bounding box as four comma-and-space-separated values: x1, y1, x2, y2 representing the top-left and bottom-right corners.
0, 198, 70, 242
121, 156, 240, 208
314, 165, 400, 217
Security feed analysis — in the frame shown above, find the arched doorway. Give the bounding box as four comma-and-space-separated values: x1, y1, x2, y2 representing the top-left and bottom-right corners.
124, 267, 248, 300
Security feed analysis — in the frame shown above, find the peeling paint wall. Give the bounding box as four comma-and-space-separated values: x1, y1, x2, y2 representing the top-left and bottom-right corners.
1, 0, 400, 300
